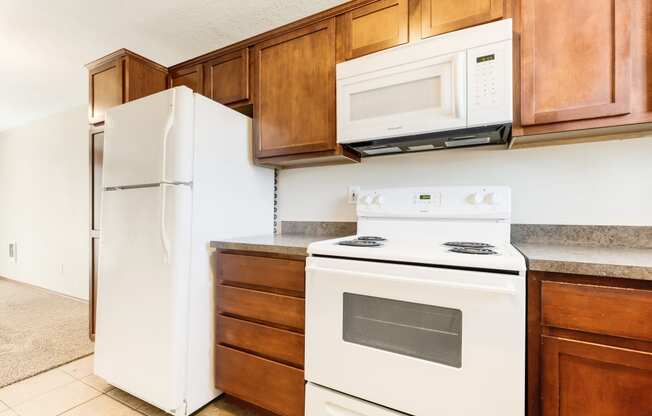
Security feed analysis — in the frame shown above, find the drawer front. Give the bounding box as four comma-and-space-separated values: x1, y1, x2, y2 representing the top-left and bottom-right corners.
218, 252, 305, 295
215, 345, 305, 416
217, 315, 304, 368
217, 285, 305, 331
542, 281, 652, 342
307, 383, 405, 416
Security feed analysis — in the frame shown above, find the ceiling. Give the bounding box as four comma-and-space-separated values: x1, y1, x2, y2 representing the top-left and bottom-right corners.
0, 0, 348, 132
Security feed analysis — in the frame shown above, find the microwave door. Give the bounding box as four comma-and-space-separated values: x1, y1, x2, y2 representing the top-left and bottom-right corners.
337, 51, 466, 144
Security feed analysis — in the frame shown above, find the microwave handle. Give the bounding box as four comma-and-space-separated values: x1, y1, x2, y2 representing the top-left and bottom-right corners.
454, 51, 466, 119
307, 265, 517, 295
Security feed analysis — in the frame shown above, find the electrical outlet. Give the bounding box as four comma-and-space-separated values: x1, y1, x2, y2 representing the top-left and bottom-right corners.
8, 241, 16, 264
347, 186, 361, 204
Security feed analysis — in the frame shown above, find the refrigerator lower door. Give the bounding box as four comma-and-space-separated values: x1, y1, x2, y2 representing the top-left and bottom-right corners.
103, 87, 195, 188
95, 184, 192, 414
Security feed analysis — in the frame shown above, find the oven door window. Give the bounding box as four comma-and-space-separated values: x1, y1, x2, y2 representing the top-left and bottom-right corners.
343, 293, 462, 368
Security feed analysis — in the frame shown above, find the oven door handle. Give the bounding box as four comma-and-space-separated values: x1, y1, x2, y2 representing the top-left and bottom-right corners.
307, 266, 517, 295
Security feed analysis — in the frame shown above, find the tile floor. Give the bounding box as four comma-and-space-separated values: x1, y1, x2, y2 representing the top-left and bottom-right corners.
0, 356, 263, 416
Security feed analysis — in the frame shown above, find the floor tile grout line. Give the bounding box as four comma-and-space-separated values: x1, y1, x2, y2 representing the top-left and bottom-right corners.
78, 377, 114, 395
52, 391, 105, 416
2, 375, 78, 411
106, 394, 151, 416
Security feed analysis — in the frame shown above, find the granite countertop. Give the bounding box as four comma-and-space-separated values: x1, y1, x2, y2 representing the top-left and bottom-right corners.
515, 242, 652, 281
210, 234, 339, 257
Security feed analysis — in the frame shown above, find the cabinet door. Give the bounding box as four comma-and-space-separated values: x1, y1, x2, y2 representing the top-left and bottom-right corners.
91, 130, 104, 231
542, 336, 652, 416
89, 237, 99, 340
89, 128, 104, 340
88, 59, 124, 124
337, 0, 408, 61
203, 49, 250, 105
169, 64, 204, 93
521, 0, 632, 126
421, 0, 504, 39
254, 19, 336, 158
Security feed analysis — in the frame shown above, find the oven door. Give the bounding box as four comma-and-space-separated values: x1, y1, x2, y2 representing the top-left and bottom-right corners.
305, 256, 525, 416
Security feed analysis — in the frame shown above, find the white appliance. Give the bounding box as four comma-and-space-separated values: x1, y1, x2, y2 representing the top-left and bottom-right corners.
95, 87, 273, 416
337, 19, 513, 156
305, 186, 526, 416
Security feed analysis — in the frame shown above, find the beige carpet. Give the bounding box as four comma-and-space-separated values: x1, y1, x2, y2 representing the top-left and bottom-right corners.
0, 277, 94, 388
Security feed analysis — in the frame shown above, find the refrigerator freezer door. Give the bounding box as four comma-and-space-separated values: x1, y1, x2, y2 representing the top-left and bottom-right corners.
95, 184, 192, 413
103, 87, 195, 188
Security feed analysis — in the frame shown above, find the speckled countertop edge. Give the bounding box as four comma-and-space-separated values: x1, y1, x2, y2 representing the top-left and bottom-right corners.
514, 242, 652, 281
210, 234, 342, 257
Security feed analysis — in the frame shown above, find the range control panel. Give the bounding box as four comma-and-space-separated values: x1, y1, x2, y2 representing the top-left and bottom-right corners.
357, 186, 511, 220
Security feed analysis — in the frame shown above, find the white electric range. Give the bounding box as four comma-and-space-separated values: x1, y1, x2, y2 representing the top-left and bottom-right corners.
305, 186, 526, 416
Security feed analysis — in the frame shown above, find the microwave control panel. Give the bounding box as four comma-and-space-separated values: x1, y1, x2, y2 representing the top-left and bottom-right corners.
473, 54, 498, 107
467, 39, 512, 127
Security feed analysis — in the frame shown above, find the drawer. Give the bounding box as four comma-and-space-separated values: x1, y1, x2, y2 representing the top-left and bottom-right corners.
307, 383, 404, 416
542, 281, 652, 342
217, 285, 305, 331
215, 345, 305, 416
217, 315, 304, 368
217, 252, 305, 295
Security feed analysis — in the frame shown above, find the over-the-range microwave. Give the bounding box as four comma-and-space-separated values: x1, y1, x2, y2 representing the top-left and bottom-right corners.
336, 19, 513, 156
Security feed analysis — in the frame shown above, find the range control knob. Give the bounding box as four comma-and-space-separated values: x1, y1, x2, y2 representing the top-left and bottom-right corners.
468, 192, 484, 205
372, 194, 385, 205
483, 192, 496, 205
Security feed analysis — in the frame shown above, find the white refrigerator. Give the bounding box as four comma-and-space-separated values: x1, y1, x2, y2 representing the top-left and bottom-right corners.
95, 87, 273, 415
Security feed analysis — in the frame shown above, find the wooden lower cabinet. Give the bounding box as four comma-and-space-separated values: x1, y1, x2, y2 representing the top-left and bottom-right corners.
88, 126, 104, 340
541, 336, 652, 416
215, 345, 305, 416
89, 237, 99, 340
529, 272, 652, 416
215, 249, 306, 416
217, 285, 305, 331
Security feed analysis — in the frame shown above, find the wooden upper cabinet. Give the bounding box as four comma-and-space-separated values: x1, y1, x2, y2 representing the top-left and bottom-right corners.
86, 49, 167, 124
520, 0, 632, 126
420, 0, 504, 39
337, 0, 408, 61
203, 49, 250, 106
88, 59, 124, 124
541, 336, 652, 416
169, 64, 204, 93
253, 19, 337, 159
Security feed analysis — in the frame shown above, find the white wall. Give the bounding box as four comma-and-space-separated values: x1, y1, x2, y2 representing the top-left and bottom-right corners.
0, 106, 89, 299
279, 136, 652, 226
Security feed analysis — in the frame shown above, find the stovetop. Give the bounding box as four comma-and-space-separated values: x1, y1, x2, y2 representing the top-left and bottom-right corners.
311, 235, 526, 272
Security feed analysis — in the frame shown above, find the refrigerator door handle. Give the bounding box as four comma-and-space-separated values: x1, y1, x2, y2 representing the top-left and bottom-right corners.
160, 185, 170, 264
161, 88, 176, 183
